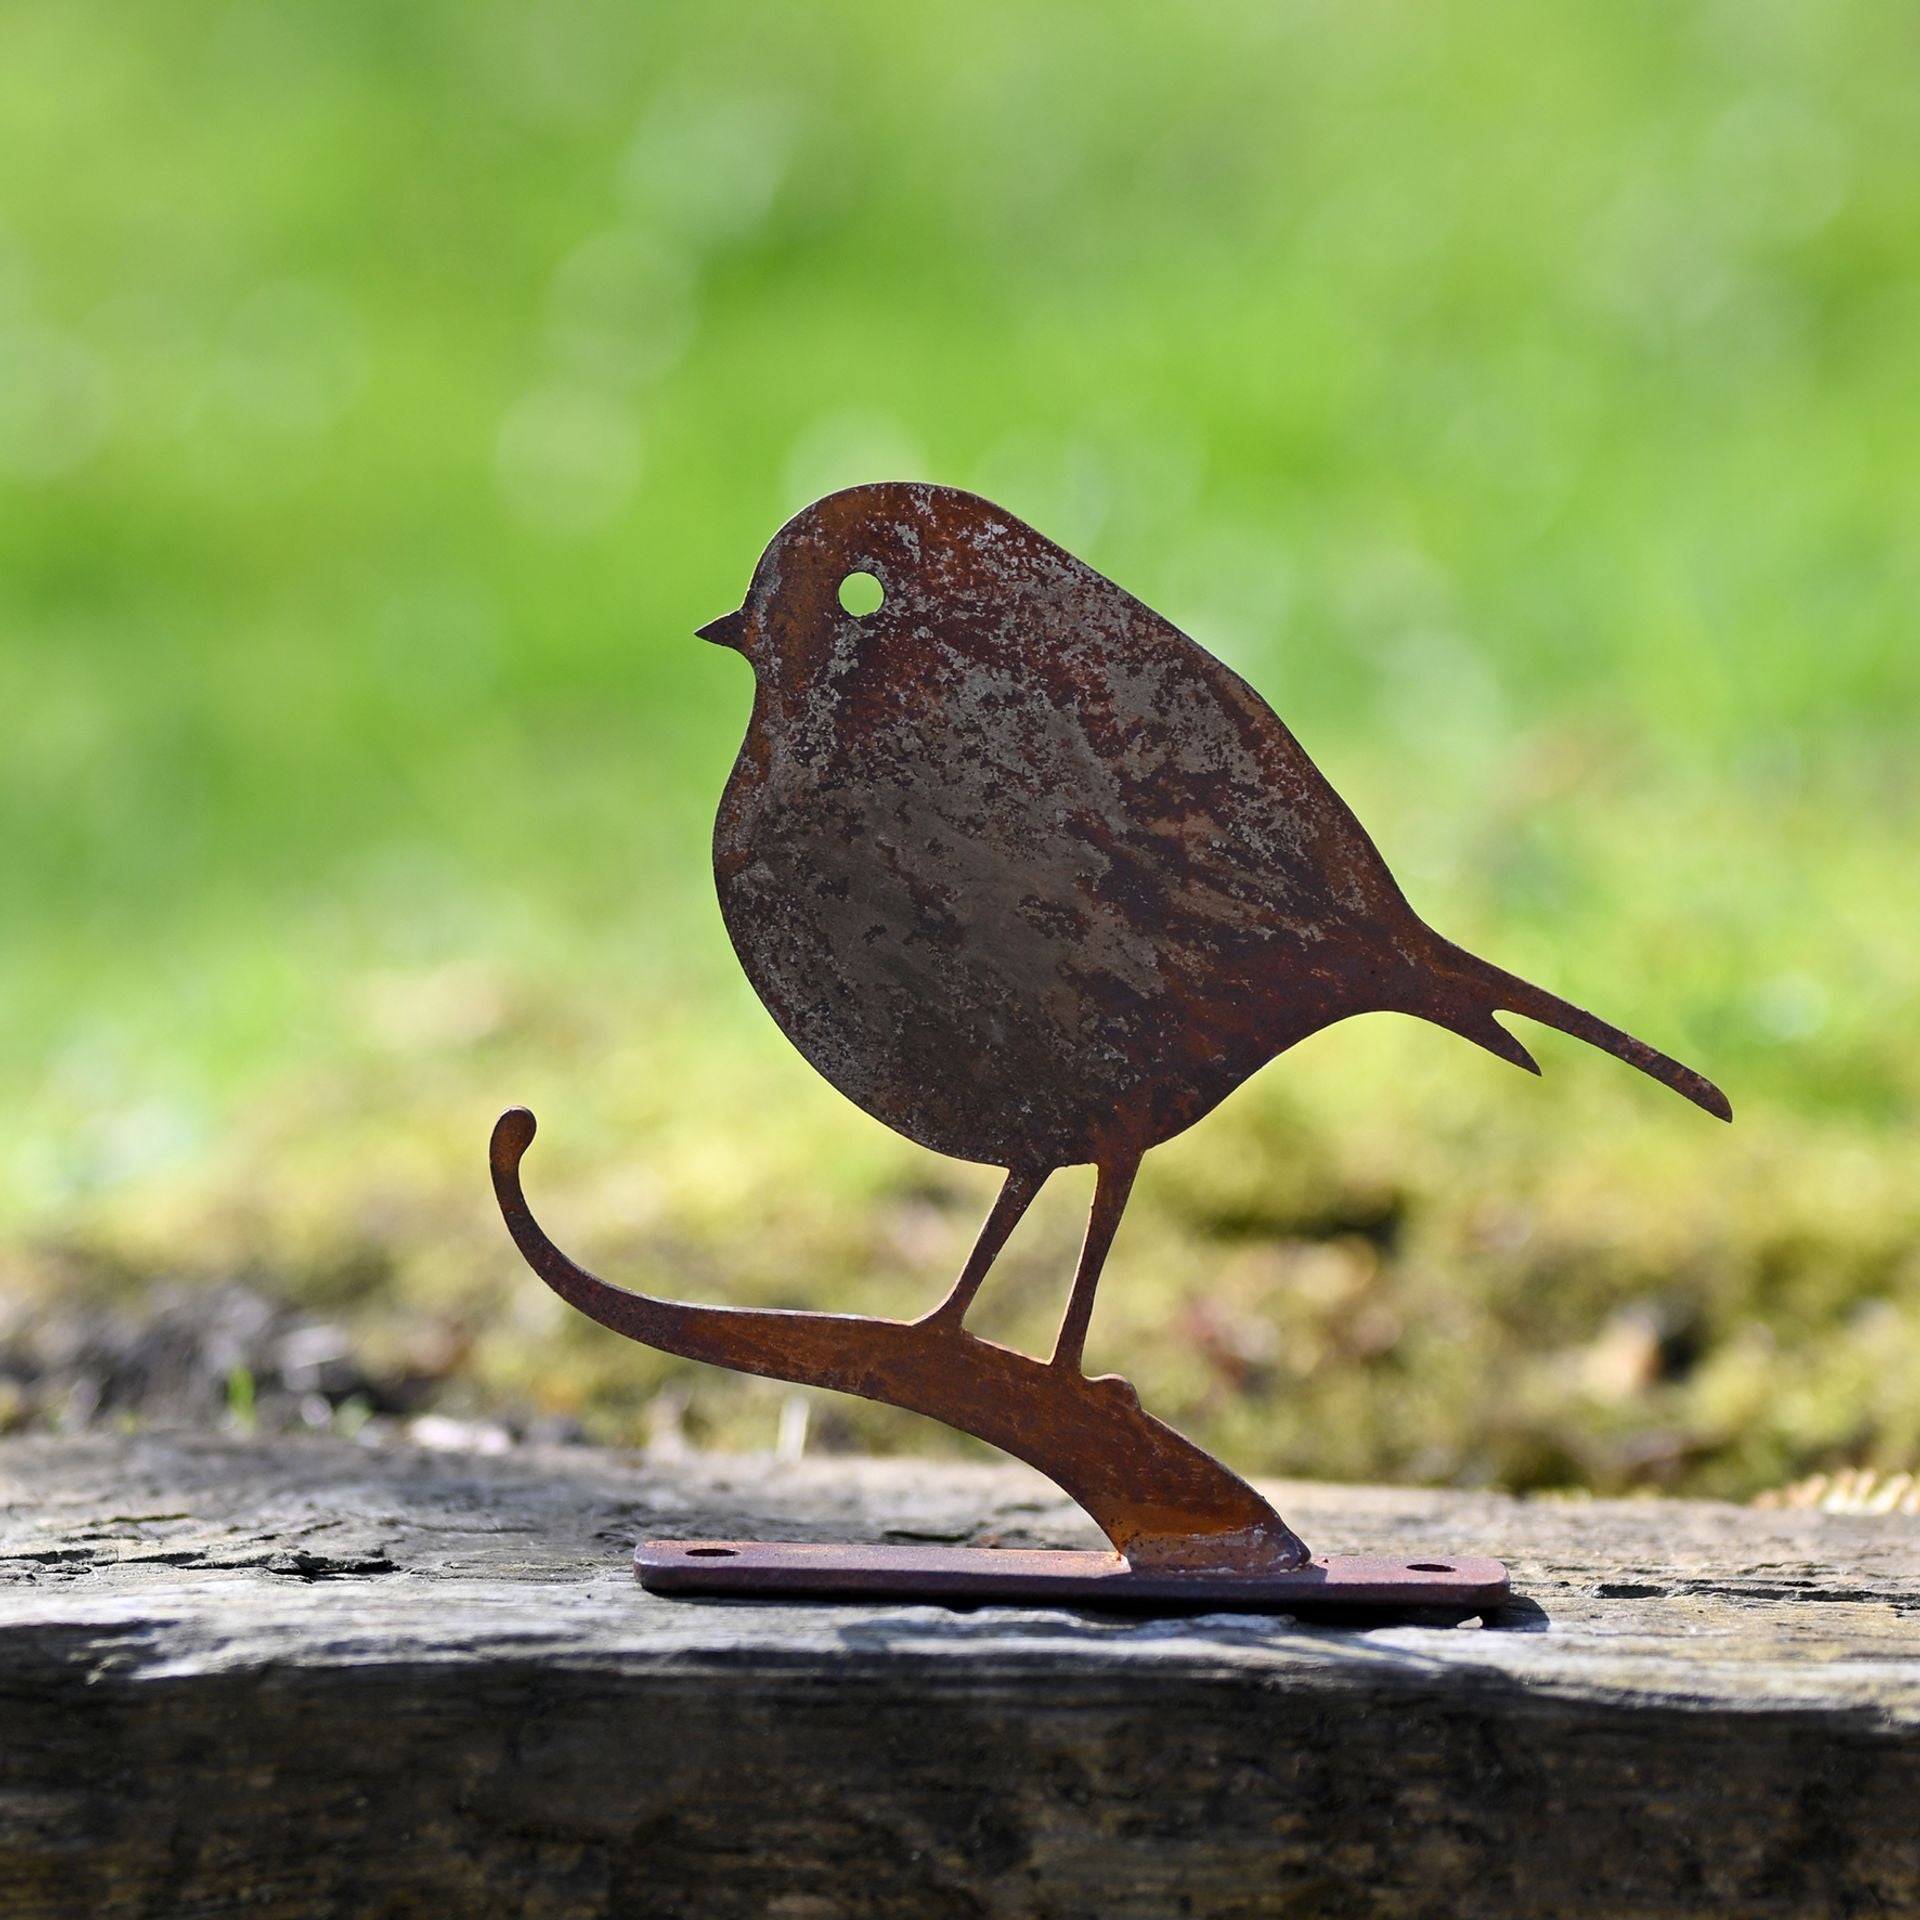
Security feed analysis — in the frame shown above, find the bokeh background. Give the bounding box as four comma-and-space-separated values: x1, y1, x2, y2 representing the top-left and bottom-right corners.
4, 0, 1915, 1496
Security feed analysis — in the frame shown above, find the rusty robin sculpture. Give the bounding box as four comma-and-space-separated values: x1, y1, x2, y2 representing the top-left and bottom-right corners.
697, 482, 1730, 1374
491, 478, 1728, 1586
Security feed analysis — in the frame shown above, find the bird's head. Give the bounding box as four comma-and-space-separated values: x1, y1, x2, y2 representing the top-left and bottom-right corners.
697, 481, 1048, 695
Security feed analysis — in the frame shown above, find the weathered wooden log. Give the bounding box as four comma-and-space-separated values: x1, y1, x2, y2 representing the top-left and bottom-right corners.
2, 1430, 1917, 1919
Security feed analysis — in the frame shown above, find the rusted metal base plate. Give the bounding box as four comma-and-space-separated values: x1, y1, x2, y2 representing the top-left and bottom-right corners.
635, 1539, 1511, 1617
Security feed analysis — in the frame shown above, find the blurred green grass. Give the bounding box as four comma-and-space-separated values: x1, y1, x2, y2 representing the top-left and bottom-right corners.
2, 0, 1915, 1493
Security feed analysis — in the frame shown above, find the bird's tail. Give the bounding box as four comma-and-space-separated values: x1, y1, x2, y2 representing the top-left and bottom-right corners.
1418, 934, 1731, 1122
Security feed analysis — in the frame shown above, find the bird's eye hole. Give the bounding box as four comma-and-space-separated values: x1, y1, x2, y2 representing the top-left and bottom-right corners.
838, 570, 885, 618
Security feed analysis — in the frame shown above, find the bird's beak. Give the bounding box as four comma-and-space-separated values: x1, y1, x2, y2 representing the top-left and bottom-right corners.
697, 608, 748, 651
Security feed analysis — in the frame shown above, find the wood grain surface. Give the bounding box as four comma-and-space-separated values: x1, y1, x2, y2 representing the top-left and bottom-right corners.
2, 1431, 1916, 1918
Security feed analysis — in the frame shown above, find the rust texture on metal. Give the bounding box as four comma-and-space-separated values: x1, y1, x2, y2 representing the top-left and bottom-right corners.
492, 1110, 1306, 1571
633, 1539, 1512, 1618
706, 482, 1729, 1174
493, 481, 1730, 1596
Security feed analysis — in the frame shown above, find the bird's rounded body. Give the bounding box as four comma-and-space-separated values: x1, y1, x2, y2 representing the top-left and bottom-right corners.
712, 484, 1448, 1168
702, 480, 1722, 1367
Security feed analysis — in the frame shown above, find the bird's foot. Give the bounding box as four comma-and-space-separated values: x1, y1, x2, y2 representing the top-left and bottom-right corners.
911, 1302, 973, 1339
1082, 1370, 1140, 1408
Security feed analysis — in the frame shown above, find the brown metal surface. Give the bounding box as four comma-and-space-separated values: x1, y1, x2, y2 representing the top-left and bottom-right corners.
493, 481, 1730, 1589
701, 481, 1727, 1385
492, 1109, 1307, 1571
707, 481, 1730, 1178
634, 1538, 1511, 1618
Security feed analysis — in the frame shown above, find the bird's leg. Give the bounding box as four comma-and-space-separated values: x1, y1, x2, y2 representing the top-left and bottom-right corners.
1049, 1155, 1140, 1374
917, 1167, 1049, 1334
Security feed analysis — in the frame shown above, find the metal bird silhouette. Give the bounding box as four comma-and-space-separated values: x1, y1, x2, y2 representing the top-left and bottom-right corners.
698, 482, 1730, 1373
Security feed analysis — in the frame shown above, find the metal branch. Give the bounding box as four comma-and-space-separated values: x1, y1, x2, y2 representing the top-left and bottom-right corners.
491, 1109, 1308, 1573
